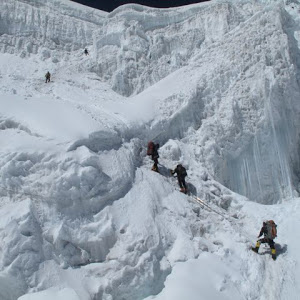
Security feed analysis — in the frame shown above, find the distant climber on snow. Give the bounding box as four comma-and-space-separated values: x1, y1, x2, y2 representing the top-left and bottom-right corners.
171, 164, 188, 194
45, 71, 51, 83
251, 220, 277, 260
84, 48, 89, 56
147, 141, 160, 172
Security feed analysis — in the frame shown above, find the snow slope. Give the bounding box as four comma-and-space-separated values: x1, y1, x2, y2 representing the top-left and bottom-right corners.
0, 0, 300, 299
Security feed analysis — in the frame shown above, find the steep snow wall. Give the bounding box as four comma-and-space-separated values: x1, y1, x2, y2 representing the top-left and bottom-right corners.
93, 1, 261, 96
197, 5, 299, 203
204, 4, 300, 204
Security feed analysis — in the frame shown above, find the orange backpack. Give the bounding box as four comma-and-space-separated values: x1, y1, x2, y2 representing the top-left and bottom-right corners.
147, 141, 154, 155
266, 220, 277, 239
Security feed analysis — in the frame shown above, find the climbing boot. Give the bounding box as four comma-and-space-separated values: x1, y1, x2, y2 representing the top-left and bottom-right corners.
251, 241, 260, 253
151, 165, 159, 172
271, 248, 276, 260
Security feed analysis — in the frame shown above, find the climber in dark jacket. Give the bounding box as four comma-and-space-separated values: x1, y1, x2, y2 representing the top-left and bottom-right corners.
151, 143, 159, 172
45, 71, 51, 83
171, 164, 187, 193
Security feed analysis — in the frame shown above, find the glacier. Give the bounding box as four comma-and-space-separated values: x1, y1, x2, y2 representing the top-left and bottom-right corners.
0, 0, 300, 299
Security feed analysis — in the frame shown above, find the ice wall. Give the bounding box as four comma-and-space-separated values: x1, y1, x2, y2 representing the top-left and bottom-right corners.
0, 0, 106, 58
93, 2, 261, 96
185, 4, 300, 203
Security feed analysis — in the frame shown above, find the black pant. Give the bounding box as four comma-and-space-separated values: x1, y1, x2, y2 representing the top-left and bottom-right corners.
152, 155, 158, 167
259, 238, 275, 249
178, 176, 186, 189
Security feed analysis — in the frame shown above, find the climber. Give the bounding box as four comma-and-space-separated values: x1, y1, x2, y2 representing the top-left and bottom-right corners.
84, 48, 89, 56
251, 220, 277, 260
171, 164, 187, 193
45, 71, 51, 83
147, 141, 160, 172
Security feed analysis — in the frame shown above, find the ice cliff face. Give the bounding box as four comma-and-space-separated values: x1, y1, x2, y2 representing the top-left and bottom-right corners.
0, 0, 106, 59
186, 3, 300, 204
92, 1, 258, 96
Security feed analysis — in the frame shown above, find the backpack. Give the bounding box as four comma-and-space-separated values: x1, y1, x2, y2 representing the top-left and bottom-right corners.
147, 141, 154, 155
266, 220, 277, 239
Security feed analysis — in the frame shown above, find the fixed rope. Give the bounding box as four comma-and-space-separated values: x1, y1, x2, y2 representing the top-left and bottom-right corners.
192, 195, 231, 221
0, 185, 43, 200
